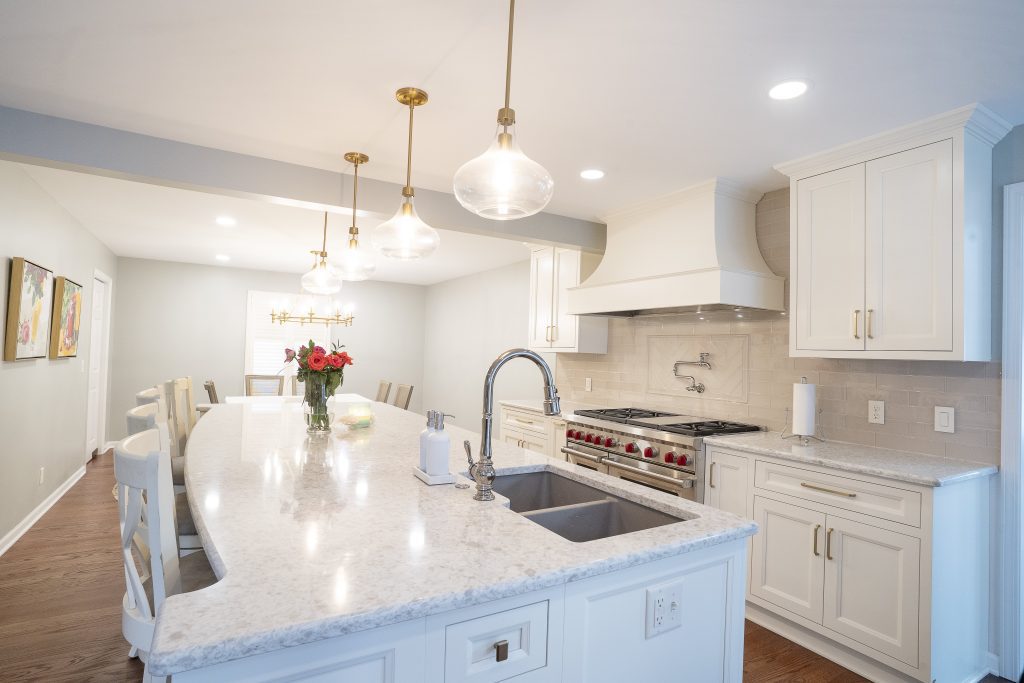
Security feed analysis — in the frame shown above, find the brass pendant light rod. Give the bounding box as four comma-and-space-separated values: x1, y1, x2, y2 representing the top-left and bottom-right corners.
343, 151, 369, 248
312, 211, 329, 260
498, 0, 516, 129
395, 87, 428, 198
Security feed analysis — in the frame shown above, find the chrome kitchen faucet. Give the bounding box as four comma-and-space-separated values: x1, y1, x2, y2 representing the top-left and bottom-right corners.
465, 348, 560, 501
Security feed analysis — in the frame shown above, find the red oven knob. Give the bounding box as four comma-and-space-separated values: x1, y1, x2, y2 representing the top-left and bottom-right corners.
604, 436, 616, 448
625, 442, 639, 454
677, 453, 688, 466
565, 428, 574, 438
664, 452, 676, 464
573, 430, 583, 440
584, 433, 595, 443
643, 446, 657, 459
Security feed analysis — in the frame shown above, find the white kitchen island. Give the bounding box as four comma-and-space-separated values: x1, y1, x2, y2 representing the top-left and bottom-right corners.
149, 397, 756, 682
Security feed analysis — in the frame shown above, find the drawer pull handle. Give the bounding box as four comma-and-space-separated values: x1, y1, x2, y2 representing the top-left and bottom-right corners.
853, 309, 861, 339
866, 308, 875, 340
800, 482, 857, 498
812, 524, 821, 557
826, 527, 834, 561
494, 639, 509, 662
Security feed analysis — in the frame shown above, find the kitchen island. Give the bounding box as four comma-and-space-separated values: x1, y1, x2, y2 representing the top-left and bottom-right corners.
150, 397, 756, 682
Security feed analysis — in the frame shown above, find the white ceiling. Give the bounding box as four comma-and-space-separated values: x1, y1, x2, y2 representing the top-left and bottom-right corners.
18, 163, 531, 286
1, 1, 1023, 224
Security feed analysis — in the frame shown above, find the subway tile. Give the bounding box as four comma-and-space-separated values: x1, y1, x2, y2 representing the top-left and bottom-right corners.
950, 444, 999, 465
947, 376, 1000, 396
873, 433, 947, 457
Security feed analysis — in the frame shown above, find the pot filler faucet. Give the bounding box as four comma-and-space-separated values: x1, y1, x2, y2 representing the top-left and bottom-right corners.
465, 348, 560, 501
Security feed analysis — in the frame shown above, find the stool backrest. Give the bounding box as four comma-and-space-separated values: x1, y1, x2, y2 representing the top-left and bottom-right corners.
126, 402, 158, 436
135, 387, 160, 406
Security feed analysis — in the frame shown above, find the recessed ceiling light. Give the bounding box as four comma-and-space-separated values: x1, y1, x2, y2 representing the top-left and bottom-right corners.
215, 254, 231, 262
769, 80, 808, 100
216, 215, 237, 227
580, 169, 605, 180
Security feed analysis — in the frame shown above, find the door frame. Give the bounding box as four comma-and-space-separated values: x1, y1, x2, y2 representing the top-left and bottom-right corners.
87, 268, 113, 459
1000, 181, 1024, 680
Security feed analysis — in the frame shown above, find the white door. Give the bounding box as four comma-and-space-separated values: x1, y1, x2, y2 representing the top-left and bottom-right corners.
549, 248, 580, 351
822, 515, 921, 667
795, 165, 867, 351
865, 139, 954, 352
750, 496, 826, 623
706, 451, 750, 518
528, 248, 554, 349
85, 276, 109, 459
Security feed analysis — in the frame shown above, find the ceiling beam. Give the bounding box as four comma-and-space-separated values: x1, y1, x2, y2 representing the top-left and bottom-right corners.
0, 105, 605, 252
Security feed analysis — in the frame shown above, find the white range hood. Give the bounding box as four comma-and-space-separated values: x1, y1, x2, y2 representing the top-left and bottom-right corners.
567, 178, 784, 316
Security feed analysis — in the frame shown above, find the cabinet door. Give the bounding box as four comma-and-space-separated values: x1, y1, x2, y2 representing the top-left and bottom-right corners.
750, 496, 826, 623
706, 451, 750, 519
822, 516, 920, 666
865, 139, 953, 352
549, 248, 580, 351
502, 427, 550, 456
795, 165, 866, 351
528, 248, 554, 349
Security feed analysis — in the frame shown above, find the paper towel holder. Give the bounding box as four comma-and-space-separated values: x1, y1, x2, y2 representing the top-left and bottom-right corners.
782, 377, 825, 446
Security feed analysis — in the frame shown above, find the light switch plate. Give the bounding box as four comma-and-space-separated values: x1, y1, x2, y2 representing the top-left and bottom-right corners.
935, 406, 955, 433
645, 581, 684, 638
868, 400, 885, 425
584, 377, 593, 392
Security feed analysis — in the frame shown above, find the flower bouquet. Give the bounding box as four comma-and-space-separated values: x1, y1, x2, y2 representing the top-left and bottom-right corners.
285, 340, 354, 433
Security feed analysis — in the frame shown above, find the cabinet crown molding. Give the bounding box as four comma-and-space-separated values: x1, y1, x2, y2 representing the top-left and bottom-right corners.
775, 103, 1012, 180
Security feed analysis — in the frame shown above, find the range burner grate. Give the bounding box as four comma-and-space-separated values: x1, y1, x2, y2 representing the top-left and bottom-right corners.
574, 407, 679, 424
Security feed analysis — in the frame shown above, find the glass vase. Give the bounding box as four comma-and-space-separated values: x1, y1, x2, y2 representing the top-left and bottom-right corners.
303, 373, 333, 434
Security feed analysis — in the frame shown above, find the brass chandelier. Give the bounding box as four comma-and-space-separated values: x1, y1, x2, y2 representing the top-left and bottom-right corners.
269, 301, 354, 327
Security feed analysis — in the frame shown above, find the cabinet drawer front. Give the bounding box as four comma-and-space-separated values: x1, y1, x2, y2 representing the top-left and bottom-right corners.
444, 600, 550, 683
501, 408, 551, 435
754, 460, 921, 527
502, 427, 551, 456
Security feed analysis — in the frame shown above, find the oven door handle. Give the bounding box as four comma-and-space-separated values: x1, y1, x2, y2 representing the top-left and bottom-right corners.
605, 460, 695, 489
560, 447, 605, 464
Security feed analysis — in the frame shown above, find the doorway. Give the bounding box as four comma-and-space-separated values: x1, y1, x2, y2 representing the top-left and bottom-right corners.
85, 270, 112, 460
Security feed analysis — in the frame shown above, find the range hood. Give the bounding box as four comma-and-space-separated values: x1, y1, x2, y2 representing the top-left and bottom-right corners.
567, 178, 784, 317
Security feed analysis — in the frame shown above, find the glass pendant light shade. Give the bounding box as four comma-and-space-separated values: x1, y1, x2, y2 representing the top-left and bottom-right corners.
453, 125, 553, 220
301, 254, 343, 295
372, 197, 440, 260
336, 243, 376, 281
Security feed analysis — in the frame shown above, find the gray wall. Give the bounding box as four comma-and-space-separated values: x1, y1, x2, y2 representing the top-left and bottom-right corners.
0, 161, 117, 542
109, 258, 425, 438
421, 259, 553, 432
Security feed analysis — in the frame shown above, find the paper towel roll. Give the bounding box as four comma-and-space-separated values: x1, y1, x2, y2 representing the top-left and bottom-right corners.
792, 381, 817, 437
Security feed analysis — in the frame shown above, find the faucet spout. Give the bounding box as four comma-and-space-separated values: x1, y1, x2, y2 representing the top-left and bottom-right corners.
472, 348, 561, 501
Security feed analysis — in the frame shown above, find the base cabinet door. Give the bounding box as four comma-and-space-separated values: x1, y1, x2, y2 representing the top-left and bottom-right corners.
750, 496, 826, 623
822, 516, 921, 667
706, 451, 750, 518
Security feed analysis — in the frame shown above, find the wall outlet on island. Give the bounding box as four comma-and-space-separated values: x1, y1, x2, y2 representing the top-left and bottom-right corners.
868, 400, 885, 425
645, 581, 683, 638
585, 377, 592, 392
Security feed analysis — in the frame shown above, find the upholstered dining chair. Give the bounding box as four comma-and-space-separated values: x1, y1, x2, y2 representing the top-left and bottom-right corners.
114, 421, 215, 678
244, 374, 285, 396
375, 380, 392, 403
392, 384, 414, 410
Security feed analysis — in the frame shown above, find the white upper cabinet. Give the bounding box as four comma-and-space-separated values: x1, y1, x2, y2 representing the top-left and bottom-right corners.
529, 247, 608, 354
778, 104, 1011, 360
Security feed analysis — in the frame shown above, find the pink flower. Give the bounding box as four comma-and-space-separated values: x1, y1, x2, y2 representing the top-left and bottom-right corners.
313, 346, 326, 355
284, 348, 296, 363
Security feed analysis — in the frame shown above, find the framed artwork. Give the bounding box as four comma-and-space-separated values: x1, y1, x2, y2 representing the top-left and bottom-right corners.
4, 257, 54, 361
49, 276, 83, 359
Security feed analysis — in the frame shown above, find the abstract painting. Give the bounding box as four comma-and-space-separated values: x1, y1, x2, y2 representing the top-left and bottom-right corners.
4, 257, 53, 361
50, 276, 83, 358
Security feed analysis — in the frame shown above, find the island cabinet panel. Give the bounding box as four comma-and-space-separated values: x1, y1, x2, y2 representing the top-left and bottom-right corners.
562, 540, 748, 683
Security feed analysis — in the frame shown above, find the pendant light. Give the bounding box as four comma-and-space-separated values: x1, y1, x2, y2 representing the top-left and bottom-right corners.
335, 152, 377, 281
452, 0, 553, 220
300, 212, 343, 295
372, 88, 440, 260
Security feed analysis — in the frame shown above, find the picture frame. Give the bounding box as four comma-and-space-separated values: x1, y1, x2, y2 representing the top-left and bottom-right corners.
4, 257, 54, 361
49, 276, 83, 359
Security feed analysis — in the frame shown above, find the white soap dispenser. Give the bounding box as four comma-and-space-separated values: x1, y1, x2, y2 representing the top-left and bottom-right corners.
419, 410, 436, 472
425, 413, 453, 476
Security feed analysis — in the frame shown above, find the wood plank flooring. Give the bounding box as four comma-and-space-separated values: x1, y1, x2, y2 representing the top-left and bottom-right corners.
0, 451, 1011, 682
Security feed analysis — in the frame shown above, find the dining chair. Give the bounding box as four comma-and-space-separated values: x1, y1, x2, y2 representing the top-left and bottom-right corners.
245, 374, 285, 396
203, 380, 219, 404
392, 384, 414, 410
114, 422, 215, 678
135, 387, 160, 406
375, 380, 392, 403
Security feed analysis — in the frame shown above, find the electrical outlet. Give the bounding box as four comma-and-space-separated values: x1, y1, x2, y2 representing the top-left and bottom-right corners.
645, 581, 684, 638
39, 467, 45, 485
868, 400, 885, 425
584, 377, 593, 392
935, 406, 955, 433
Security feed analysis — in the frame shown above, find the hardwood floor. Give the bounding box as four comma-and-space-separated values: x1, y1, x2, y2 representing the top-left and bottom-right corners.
0, 451, 1012, 682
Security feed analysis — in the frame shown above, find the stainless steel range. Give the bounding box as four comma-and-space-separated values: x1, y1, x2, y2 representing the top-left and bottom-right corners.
561, 408, 761, 502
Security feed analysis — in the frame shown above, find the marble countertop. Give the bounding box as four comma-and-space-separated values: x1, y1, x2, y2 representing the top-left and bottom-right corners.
703, 431, 997, 487
149, 397, 756, 676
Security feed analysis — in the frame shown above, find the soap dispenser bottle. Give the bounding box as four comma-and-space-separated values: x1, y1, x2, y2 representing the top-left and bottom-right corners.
425, 413, 452, 476
419, 410, 436, 472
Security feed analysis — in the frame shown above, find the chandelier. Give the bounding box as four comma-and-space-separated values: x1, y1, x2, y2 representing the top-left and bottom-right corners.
270, 299, 354, 327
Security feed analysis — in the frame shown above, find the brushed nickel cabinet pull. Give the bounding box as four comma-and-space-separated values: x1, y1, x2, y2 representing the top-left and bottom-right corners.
709, 461, 716, 489
826, 527, 834, 560
494, 639, 509, 662
801, 482, 857, 498
853, 309, 861, 339
867, 309, 874, 339
812, 524, 821, 557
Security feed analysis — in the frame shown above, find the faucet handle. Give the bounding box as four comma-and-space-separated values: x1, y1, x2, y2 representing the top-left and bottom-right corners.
464, 440, 475, 469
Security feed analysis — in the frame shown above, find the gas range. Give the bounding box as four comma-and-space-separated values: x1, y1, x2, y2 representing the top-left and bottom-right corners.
563, 408, 761, 503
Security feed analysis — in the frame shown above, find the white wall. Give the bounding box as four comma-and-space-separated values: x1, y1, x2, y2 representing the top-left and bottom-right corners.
109, 258, 425, 438
421, 259, 553, 432
0, 161, 118, 543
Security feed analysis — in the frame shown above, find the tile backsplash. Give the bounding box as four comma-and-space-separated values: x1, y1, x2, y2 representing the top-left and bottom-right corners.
556, 189, 1002, 465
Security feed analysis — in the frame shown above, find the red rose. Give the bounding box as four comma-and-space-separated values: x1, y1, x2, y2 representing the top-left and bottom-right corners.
327, 354, 343, 368
338, 351, 354, 367
307, 351, 327, 371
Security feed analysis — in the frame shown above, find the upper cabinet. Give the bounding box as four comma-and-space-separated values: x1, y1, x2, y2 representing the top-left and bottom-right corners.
777, 105, 1011, 360
529, 247, 608, 354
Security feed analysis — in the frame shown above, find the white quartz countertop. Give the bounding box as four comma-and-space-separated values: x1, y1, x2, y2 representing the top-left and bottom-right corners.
149, 398, 756, 676
703, 431, 997, 487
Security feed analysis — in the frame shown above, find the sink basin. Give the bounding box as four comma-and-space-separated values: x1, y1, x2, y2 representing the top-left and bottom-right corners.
492, 471, 686, 542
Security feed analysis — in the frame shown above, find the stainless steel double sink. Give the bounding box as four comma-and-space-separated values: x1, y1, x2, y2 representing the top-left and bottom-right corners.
490, 470, 687, 543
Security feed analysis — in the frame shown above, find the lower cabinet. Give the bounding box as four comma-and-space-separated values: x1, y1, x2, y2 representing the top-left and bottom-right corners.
498, 405, 566, 460
749, 496, 825, 623
706, 450, 751, 518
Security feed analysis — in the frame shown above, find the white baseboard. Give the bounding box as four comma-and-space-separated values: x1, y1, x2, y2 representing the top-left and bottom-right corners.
0, 465, 87, 557
102, 440, 118, 453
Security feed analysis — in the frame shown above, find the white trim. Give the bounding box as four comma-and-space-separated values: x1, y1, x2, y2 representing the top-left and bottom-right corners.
1000, 180, 1024, 681
102, 440, 118, 453
0, 465, 86, 557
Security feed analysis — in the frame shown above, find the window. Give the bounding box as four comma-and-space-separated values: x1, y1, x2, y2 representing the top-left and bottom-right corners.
244, 291, 333, 387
